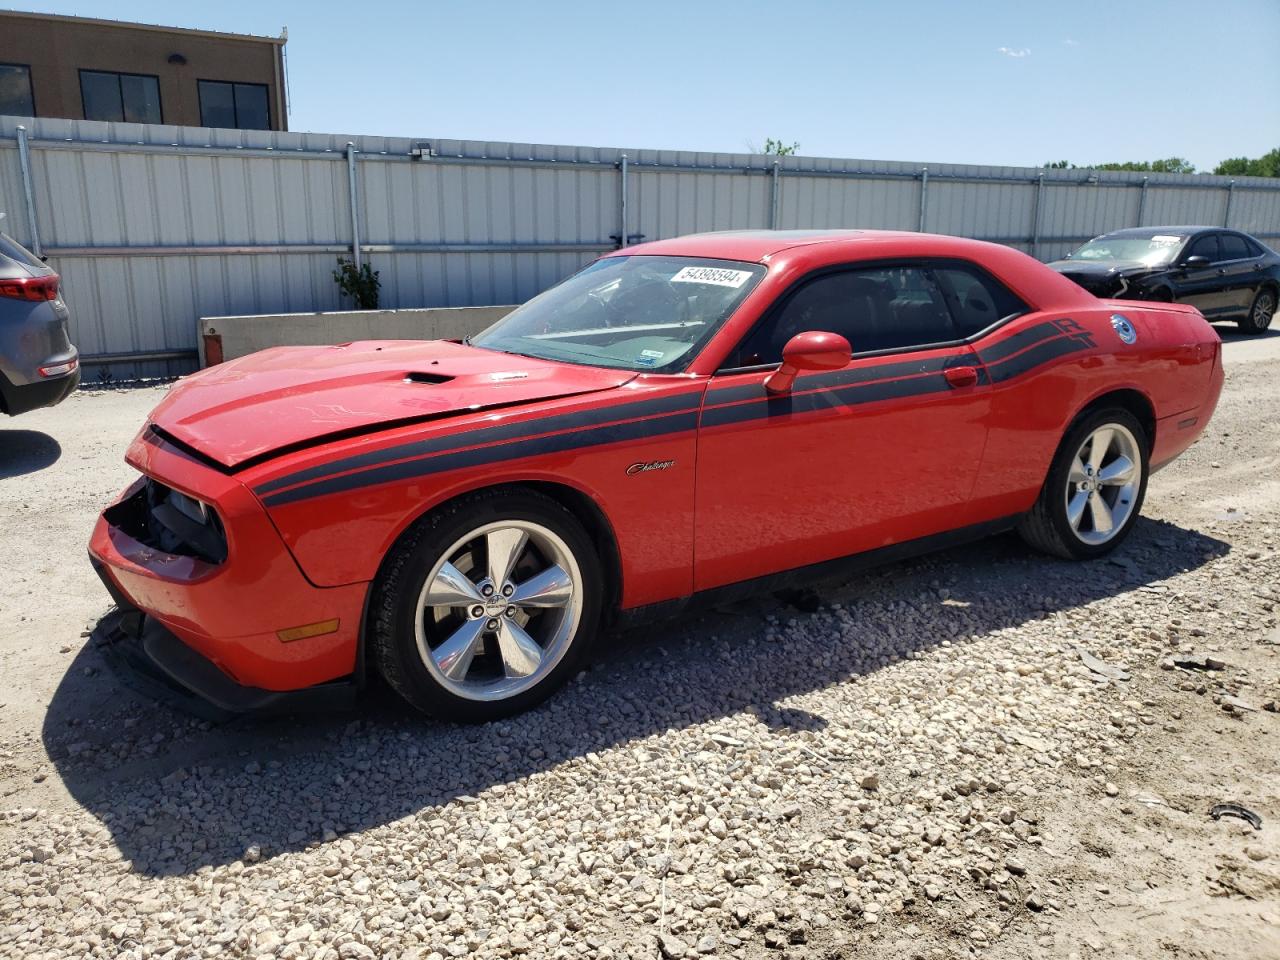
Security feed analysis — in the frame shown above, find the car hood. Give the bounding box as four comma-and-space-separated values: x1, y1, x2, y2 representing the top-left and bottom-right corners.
1048, 259, 1158, 278
148, 340, 636, 468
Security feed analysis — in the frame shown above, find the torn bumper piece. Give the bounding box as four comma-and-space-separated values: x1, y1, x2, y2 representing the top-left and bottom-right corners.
91, 558, 356, 721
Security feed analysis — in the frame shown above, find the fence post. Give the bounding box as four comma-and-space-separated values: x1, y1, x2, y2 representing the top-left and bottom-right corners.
770, 160, 781, 229
917, 167, 929, 232
346, 142, 362, 269
15, 125, 42, 258
1224, 180, 1235, 227
1136, 176, 1148, 227
1031, 173, 1044, 259
618, 154, 629, 247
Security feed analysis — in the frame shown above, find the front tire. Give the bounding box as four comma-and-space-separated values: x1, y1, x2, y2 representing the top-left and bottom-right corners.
370, 489, 603, 721
1018, 408, 1149, 560
1238, 287, 1276, 335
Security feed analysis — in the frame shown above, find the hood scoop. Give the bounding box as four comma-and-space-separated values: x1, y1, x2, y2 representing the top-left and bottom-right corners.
405, 371, 455, 385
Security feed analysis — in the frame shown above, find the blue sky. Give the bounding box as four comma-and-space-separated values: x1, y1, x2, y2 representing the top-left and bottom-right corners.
12, 0, 1280, 170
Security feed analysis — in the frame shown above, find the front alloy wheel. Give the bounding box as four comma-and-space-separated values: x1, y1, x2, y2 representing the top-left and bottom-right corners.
415, 520, 583, 701
371, 489, 602, 721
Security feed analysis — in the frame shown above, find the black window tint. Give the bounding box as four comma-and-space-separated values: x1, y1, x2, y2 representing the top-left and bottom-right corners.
0, 63, 34, 116
81, 71, 123, 121
933, 264, 1028, 337
1219, 234, 1251, 261
199, 80, 269, 130
1186, 234, 1220, 263
81, 71, 161, 123
233, 83, 269, 130
1243, 236, 1264, 257
729, 266, 956, 367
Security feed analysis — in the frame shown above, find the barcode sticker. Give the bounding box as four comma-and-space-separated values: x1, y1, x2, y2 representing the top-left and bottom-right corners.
670, 266, 754, 287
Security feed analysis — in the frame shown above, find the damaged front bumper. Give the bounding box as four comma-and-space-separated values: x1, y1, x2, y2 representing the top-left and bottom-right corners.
91, 557, 357, 721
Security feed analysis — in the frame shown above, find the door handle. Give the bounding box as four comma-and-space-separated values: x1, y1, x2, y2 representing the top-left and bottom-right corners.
944, 366, 980, 388
1217, 268, 1227, 276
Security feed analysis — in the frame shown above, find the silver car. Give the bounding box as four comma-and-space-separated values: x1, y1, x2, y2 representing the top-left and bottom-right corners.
0, 230, 78, 416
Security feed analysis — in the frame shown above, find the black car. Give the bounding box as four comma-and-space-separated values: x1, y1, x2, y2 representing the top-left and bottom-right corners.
1048, 226, 1278, 334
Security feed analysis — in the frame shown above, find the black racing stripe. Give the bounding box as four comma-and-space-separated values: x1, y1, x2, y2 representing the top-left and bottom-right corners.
263, 409, 700, 507
707, 356, 952, 407
986, 335, 1088, 383
975, 321, 1062, 365
700, 372, 952, 429
255, 391, 701, 496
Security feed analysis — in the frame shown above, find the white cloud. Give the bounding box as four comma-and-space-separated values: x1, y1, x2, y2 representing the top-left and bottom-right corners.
1063, 37, 1079, 46
997, 46, 1031, 58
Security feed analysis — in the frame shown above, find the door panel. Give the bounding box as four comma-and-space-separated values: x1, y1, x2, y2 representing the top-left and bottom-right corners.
693, 348, 990, 592
1174, 234, 1230, 316
1217, 234, 1261, 314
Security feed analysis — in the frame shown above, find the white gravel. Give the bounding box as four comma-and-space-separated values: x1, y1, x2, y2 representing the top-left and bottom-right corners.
2, 336, 1279, 960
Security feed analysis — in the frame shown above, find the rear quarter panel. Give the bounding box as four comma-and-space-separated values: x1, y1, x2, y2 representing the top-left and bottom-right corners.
968, 301, 1219, 516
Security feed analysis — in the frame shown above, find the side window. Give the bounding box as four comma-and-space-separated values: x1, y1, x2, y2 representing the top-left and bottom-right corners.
1242, 236, 1265, 258
1185, 234, 1221, 263
1219, 234, 1251, 261
933, 264, 1028, 337
727, 265, 957, 367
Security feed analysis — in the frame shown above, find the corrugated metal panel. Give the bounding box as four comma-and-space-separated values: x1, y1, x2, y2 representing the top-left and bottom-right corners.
1, 115, 1278, 382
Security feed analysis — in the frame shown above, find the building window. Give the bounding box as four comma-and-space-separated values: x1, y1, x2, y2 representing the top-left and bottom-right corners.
198, 80, 270, 130
80, 70, 162, 124
0, 63, 35, 116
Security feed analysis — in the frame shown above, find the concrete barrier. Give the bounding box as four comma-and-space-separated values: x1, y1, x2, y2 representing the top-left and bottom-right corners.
198, 305, 518, 366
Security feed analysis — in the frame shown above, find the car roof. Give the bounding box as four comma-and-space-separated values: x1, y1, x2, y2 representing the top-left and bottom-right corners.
608, 229, 1006, 264
1097, 226, 1226, 239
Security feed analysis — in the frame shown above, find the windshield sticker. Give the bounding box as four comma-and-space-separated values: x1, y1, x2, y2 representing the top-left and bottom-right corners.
636, 355, 659, 367
670, 266, 754, 288
1150, 235, 1183, 245
640, 349, 665, 360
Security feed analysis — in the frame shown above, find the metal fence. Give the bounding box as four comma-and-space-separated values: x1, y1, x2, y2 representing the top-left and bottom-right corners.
3, 115, 1279, 380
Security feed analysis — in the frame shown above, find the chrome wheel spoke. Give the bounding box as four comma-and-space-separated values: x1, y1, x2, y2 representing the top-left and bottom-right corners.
432, 619, 486, 680
425, 561, 483, 607
1068, 457, 1089, 485
496, 618, 542, 678
1067, 490, 1089, 530
1098, 455, 1135, 485
1088, 428, 1113, 471
1088, 491, 1114, 534
510, 564, 573, 608
486, 527, 528, 587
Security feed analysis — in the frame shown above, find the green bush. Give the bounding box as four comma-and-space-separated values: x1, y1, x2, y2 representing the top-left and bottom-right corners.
332, 257, 380, 310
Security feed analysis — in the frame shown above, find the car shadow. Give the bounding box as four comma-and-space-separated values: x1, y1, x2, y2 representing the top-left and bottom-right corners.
0, 428, 62, 478
42, 517, 1228, 877
1216, 325, 1279, 344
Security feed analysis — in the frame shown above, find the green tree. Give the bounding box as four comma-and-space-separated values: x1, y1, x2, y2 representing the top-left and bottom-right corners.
1091, 158, 1197, 174
761, 138, 800, 156
1214, 148, 1280, 178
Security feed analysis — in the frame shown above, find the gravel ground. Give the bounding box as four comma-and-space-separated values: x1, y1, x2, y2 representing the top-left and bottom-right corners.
1, 330, 1278, 960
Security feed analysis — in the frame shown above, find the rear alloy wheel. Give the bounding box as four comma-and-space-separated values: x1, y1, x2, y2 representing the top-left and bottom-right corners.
1238, 288, 1276, 335
1018, 408, 1149, 560
371, 490, 602, 721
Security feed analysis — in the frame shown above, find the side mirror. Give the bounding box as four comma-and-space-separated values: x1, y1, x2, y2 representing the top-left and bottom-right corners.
1182, 255, 1211, 268
764, 331, 852, 395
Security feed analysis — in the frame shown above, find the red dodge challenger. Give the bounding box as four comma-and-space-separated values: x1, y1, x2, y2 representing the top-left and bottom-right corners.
90, 231, 1223, 721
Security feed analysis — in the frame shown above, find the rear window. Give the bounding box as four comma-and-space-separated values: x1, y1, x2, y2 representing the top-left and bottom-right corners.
0, 233, 45, 272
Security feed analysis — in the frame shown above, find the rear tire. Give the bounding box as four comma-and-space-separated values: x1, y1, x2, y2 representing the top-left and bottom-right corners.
1018, 408, 1149, 560
370, 488, 603, 722
1238, 287, 1276, 335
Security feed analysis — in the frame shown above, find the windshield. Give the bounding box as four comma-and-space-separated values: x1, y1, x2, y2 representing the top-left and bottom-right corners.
1068, 234, 1186, 266
471, 255, 766, 372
